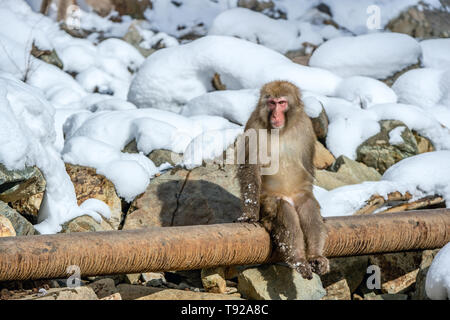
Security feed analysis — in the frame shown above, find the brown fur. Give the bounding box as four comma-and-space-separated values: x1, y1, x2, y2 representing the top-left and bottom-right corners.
238, 81, 328, 279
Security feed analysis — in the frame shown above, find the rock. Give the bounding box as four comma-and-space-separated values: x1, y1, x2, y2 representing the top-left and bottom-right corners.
310, 106, 329, 140
31, 42, 63, 69
142, 272, 166, 287
369, 251, 423, 294
201, 267, 227, 294
136, 288, 243, 300
413, 131, 435, 154
0, 201, 36, 236
125, 273, 142, 285
83, 0, 114, 17
290, 55, 311, 66
19, 287, 98, 300
11, 193, 43, 217
387, 2, 450, 39
88, 278, 117, 299
124, 164, 241, 229
365, 293, 408, 300
314, 157, 381, 190
356, 120, 419, 174
101, 293, 122, 300
320, 256, 369, 294
237, 0, 274, 12
65, 164, 123, 230
321, 279, 351, 300
0, 214, 15, 237
411, 249, 440, 300
116, 284, 157, 300
0, 164, 46, 203
237, 265, 326, 300
313, 141, 335, 169
61, 215, 113, 233
112, 0, 152, 19
148, 149, 181, 167
123, 20, 156, 57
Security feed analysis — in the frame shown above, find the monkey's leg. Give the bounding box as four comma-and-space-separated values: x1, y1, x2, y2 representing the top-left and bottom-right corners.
294, 193, 329, 275
237, 164, 261, 222
272, 199, 313, 280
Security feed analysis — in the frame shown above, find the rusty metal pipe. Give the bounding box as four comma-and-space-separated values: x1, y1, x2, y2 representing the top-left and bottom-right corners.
1, 209, 449, 281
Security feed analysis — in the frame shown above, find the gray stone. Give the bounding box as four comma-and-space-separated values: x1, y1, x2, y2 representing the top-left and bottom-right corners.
61, 215, 113, 233
0, 201, 36, 236
201, 267, 227, 294
237, 264, 326, 300
0, 164, 46, 203
124, 164, 242, 229
148, 149, 182, 167
88, 278, 117, 299
356, 120, 419, 174
123, 20, 156, 57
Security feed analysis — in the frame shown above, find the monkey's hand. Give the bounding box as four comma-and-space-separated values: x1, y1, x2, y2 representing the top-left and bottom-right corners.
292, 260, 313, 280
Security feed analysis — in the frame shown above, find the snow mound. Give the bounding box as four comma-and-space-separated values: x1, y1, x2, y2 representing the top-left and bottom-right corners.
336, 76, 397, 107
181, 89, 259, 125
128, 35, 342, 112
426, 242, 450, 300
392, 68, 450, 110
208, 8, 323, 53
317, 151, 450, 217
309, 33, 421, 79
0, 74, 110, 234
62, 109, 239, 200
420, 39, 450, 69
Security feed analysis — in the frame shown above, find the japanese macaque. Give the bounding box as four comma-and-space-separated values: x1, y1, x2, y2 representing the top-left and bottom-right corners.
238, 80, 328, 279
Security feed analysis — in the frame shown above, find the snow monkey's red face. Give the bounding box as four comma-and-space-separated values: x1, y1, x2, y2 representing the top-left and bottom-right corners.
267, 97, 288, 129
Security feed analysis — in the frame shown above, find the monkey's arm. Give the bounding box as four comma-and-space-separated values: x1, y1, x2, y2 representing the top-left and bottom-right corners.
238, 163, 261, 222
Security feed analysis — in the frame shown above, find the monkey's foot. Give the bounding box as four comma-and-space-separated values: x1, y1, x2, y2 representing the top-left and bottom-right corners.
309, 256, 330, 275
291, 260, 313, 280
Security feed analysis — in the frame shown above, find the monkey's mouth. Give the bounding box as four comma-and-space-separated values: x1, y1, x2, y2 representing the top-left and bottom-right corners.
271, 121, 285, 129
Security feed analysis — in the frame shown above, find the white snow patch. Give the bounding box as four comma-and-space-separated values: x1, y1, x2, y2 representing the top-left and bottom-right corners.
388, 126, 406, 145
426, 242, 450, 300
309, 33, 421, 79
421, 39, 450, 69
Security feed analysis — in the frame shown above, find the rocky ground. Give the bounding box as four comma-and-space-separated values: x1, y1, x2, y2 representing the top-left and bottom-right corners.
0, 0, 449, 300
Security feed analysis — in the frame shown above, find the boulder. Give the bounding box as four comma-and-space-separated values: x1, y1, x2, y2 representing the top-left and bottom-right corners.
201, 267, 227, 294
124, 164, 241, 229
237, 264, 326, 300
356, 120, 419, 174
314, 156, 381, 190
411, 249, 440, 300
321, 279, 351, 300
142, 272, 166, 287
136, 288, 243, 300
65, 164, 123, 230
387, 3, 450, 39
11, 193, 43, 217
61, 215, 113, 233
148, 149, 182, 167
310, 107, 329, 140
123, 20, 156, 57
0, 214, 15, 237
88, 278, 117, 299
313, 141, 335, 169
413, 131, 435, 154
0, 164, 46, 203
0, 201, 36, 236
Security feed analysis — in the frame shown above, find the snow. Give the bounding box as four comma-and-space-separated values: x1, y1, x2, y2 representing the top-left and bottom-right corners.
392, 68, 450, 111
309, 32, 421, 79
426, 242, 450, 300
317, 151, 450, 217
335, 76, 397, 108
181, 89, 259, 125
128, 35, 342, 113
208, 8, 323, 54
421, 39, 450, 69
0, 74, 110, 234
388, 126, 406, 145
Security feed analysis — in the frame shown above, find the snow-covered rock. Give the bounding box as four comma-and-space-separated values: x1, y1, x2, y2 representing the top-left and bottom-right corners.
421, 39, 450, 69
392, 68, 450, 109
208, 8, 323, 53
181, 89, 259, 125
309, 33, 421, 79
0, 74, 109, 234
128, 35, 342, 113
426, 242, 450, 300
336, 76, 397, 107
